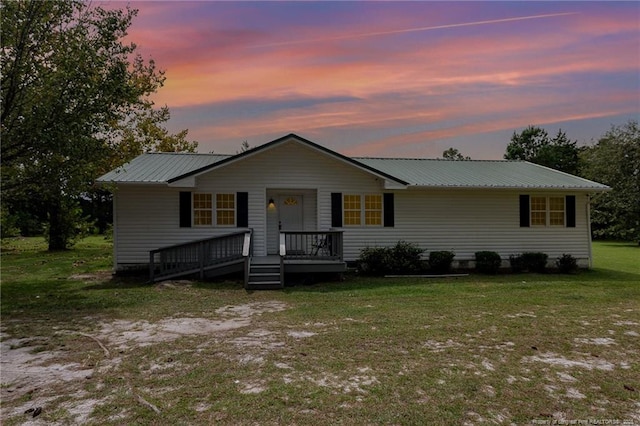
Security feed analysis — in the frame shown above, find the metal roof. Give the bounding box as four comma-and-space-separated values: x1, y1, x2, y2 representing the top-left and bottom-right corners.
97, 152, 230, 183
355, 158, 609, 190
97, 135, 609, 192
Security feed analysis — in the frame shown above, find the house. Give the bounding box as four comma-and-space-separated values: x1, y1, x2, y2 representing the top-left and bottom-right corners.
97, 133, 609, 288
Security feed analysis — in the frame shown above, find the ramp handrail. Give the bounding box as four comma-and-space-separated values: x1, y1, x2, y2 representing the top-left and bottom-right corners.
150, 230, 252, 282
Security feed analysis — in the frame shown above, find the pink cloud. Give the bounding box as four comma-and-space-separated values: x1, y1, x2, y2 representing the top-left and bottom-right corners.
110, 1, 638, 157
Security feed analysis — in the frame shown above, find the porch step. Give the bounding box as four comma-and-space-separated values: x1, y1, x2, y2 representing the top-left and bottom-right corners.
246, 260, 283, 290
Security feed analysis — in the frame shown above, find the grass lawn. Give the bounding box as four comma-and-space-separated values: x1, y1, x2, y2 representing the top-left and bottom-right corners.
1, 237, 638, 425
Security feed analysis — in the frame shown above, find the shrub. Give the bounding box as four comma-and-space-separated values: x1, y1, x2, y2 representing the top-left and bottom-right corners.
358, 241, 425, 276
429, 250, 455, 274
358, 246, 390, 276
510, 252, 549, 273
522, 252, 548, 273
386, 241, 424, 274
509, 254, 525, 273
556, 253, 578, 274
0, 207, 20, 238
475, 251, 502, 274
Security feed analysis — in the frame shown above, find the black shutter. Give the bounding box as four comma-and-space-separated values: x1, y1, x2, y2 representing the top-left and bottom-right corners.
331, 193, 342, 227
383, 193, 395, 227
566, 195, 576, 228
519, 195, 530, 227
179, 192, 192, 228
236, 192, 249, 227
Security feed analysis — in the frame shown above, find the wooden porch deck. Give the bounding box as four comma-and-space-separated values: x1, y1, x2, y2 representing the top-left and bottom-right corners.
149, 230, 346, 289
252, 255, 346, 272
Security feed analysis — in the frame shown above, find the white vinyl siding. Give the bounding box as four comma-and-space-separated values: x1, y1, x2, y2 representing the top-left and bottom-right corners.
113, 187, 240, 266
111, 137, 593, 269
331, 189, 590, 266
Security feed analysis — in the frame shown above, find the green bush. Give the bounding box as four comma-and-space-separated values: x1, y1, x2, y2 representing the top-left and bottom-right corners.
510, 252, 548, 273
556, 253, 578, 274
509, 254, 525, 273
14, 211, 44, 237
522, 252, 548, 273
386, 241, 425, 274
0, 206, 20, 238
358, 246, 390, 276
474, 251, 502, 274
358, 241, 424, 276
429, 250, 455, 274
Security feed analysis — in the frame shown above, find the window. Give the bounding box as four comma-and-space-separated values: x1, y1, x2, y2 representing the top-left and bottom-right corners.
193, 193, 212, 226
343, 194, 361, 226
531, 196, 565, 226
343, 194, 382, 226
364, 194, 382, 225
192, 193, 236, 226
549, 196, 565, 226
530, 196, 547, 226
216, 193, 235, 226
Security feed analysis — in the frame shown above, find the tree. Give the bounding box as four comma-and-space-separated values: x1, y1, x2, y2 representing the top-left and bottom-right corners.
441, 148, 470, 160
106, 106, 197, 170
505, 126, 579, 174
580, 121, 640, 243
1, 1, 195, 249
236, 140, 251, 154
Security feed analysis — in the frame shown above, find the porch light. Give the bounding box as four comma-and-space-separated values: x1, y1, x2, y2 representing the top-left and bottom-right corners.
268, 198, 275, 208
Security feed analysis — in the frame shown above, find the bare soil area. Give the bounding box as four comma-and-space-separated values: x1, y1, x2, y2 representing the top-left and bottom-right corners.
1, 300, 291, 424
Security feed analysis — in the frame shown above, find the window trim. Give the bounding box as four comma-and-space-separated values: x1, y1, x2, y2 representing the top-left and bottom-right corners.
193, 193, 213, 226
215, 193, 236, 227
343, 193, 383, 227
530, 195, 566, 227
192, 192, 237, 227
343, 194, 362, 226
364, 194, 383, 226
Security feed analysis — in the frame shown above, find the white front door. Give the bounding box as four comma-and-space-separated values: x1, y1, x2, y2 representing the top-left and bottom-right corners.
278, 195, 304, 231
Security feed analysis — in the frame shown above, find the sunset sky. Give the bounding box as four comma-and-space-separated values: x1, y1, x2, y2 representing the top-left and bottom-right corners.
111, 1, 639, 159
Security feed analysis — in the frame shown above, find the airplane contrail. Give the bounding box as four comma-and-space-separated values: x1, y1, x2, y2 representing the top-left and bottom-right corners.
250, 12, 579, 48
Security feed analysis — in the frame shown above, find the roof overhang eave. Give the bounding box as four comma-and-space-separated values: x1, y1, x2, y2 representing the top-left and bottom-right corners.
408, 184, 611, 192
95, 180, 169, 186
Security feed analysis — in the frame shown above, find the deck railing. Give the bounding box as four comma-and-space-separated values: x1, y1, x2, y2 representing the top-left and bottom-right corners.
149, 230, 251, 282
280, 231, 343, 261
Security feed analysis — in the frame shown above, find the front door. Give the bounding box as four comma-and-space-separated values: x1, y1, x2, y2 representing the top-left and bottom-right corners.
278, 195, 304, 231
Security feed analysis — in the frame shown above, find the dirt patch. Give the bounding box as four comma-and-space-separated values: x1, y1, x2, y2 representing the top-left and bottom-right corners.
0, 338, 94, 390
1, 300, 288, 423
154, 279, 193, 289
574, 337, 617, 346
294, 367, 380, 395
97, 301, 287, 351
522, 351, 615, 371
69, 271, 113, 281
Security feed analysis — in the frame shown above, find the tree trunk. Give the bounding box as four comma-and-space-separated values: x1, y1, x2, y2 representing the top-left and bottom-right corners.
47, 200, 67, 251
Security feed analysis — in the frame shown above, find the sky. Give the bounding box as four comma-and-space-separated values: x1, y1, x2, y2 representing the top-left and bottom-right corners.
107, 1, 639, 159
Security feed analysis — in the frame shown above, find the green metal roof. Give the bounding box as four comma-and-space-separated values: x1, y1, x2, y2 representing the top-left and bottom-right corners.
355, 158, 609, 190
97, 134, 609, 192
97, 152, 230, 183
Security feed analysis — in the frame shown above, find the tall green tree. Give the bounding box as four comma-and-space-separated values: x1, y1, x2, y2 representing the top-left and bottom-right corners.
580, 121, 640, 243
505, 126, 579, 174
1, 0, 195, 249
